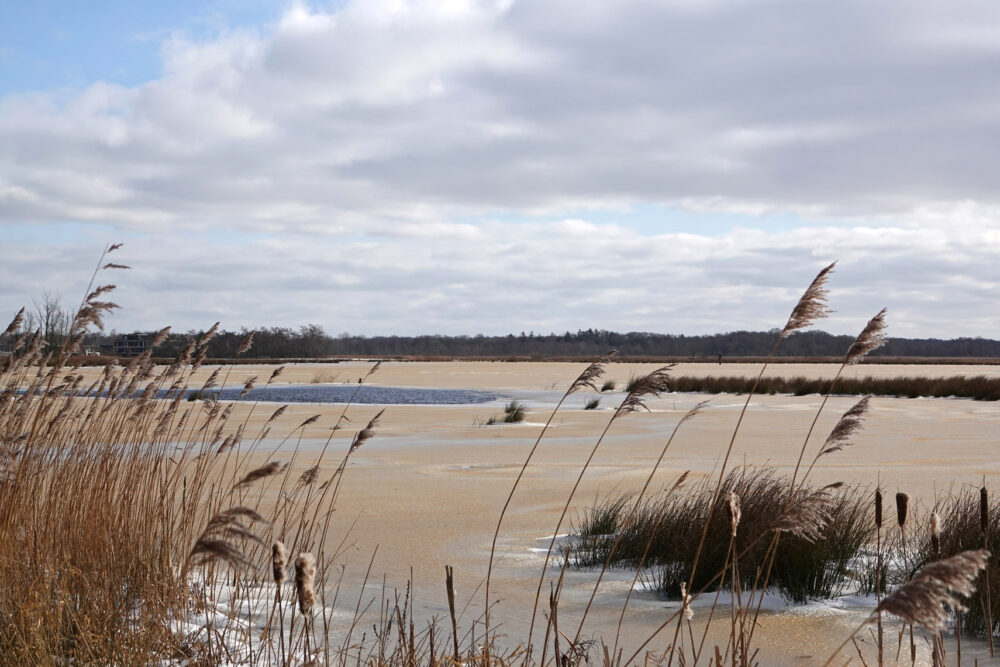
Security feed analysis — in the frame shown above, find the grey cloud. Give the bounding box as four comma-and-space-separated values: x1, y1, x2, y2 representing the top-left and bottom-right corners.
2, 222, 997, 338
3, 0, 1000, 229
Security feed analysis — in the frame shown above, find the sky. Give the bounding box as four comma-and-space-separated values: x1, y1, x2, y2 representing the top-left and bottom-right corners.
2, 0, 999, 338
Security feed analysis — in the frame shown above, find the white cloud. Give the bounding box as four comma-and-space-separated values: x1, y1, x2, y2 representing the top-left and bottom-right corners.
2, 0, 1000, 337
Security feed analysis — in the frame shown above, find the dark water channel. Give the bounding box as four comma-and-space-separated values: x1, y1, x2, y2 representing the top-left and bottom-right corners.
181, 384, 497, 405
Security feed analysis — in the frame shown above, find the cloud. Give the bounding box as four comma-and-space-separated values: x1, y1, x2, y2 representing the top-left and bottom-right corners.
2, 0, 999, 336
3, 0, 1000, 228
2, 219, 999, 339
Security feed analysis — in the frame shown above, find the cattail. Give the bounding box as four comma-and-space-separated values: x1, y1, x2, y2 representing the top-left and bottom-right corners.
875, 488, 883, 529
295, 553, 317, 616
779, 261, 835, 338
726, 492, 742, 537
272, 541, 287, 585
896, 492, 910, 528
981, 486, 989, 535
931, 513, 941, 557
679, 581, 693, 620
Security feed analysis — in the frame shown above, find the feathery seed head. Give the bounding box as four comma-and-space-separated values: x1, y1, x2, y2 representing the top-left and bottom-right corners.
876, 549, 990, 632
821, 396, 871, 456
779, 261, 835, 338
236, 331, 255, 356
234, 461, 283, 489
845, 308, 888, 365
3, 308, 24, 336
616, 366, 672, 416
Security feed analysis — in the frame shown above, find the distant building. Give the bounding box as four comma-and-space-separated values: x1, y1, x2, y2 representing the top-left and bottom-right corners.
112, 333, 150, 357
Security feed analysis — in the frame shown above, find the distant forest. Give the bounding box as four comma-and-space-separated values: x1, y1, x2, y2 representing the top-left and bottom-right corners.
134, 326, 1000, 360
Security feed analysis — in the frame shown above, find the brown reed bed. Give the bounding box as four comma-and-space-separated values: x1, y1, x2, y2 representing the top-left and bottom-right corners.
573, 469, 875, 603
669, 373, 1000, 401
2, 249, 994, 666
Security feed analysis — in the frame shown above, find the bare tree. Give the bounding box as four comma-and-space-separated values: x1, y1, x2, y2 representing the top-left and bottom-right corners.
31, 291, 72, 352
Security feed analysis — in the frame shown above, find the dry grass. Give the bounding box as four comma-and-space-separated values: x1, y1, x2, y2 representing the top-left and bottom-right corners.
1, 250, 994, 666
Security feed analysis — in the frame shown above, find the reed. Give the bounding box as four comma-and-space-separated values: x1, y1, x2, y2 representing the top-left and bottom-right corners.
3, 251, 995, 667
574, 470, 874, 602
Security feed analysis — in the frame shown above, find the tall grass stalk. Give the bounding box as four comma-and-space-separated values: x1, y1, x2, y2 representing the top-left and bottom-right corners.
485, 356, 609, 653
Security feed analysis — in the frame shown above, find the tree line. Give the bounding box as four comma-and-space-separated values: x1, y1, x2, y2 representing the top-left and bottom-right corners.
3, 296, 999, 360
105, 325, 1000, 360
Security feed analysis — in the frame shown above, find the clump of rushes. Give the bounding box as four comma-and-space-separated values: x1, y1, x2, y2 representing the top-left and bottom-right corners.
575, 469, 873, 603
584, 397, 601, 410
485, 400, 528, 425
600, 380, 616, 392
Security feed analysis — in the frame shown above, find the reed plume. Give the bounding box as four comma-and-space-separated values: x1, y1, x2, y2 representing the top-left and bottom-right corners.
236, 331, 255, 356
845, 308, 888, 365
779, 261, 835, 338
267, 405, 288, 423
4, 307, 24, 335
820, 396, 871, 456
772, 483, 840, 543
299, 466, 320, 486
187, 507, 268, 570
234, 461, 284, 489
568, 359, 609, 395
299, 415, 321, 428
615, 366, 672, 416
239, 376, 257, 399
198, 322, 220, 348
350, 410, 384, 453
827, 550, 992, 666
876, 549, 990, 632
